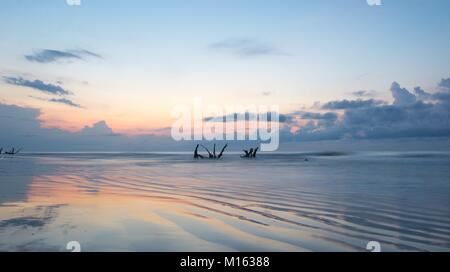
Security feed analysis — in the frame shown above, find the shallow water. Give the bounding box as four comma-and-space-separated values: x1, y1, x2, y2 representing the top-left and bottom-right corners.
0, 152, 449, 252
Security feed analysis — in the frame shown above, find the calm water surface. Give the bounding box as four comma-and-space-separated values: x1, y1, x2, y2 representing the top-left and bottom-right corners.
0, 152, 449, 251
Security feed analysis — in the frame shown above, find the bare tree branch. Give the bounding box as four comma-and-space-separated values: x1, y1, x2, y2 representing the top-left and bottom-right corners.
218, 144, 228, 158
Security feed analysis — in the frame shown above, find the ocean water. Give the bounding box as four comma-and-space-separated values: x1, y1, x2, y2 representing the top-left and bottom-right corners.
0, 152, 449, 252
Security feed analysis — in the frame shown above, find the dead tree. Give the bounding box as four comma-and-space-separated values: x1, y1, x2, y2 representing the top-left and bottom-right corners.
201, 145, 214, 159
196, 144, 228, 159
194, 144, 205, 159
251, 147, 259, 158
218, 144, 228, 158
5, 147, 21, 155
241, 149, 250, 158
242, 147, 259, 158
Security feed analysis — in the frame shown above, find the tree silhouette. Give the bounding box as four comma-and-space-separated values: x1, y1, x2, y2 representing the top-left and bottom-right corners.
218, 144, 228, 158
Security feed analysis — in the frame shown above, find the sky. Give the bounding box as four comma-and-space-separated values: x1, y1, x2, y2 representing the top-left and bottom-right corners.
1, 0, 450, 151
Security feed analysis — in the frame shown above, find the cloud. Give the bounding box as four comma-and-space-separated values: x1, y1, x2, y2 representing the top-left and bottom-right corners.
0, 102, 199, 152
262, 91, 272, 96
80, 121, 114, 136
439, 78, 450, 89
322, 99, 384, 110
433, 91, 450, 103
0, 103, 42, 138
5, 76, 83, 108
72, 49, 102, 59
390, 82, 417, 106
2, 78, 450, 151
352, 90, 377, 98
281, 79, 450, 141
25, 49, 101, 63
4, 76, 70, 96
413, 87, 432, 100
49, 98, 81, 108
209, 38, 288, 57
28, 95, 83, 109
203, 112, 291, 123
293, 111, 338, 121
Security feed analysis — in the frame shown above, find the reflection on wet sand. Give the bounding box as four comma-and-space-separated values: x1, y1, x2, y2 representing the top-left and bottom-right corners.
15, 174, 307, 251
0, 153, 450, 251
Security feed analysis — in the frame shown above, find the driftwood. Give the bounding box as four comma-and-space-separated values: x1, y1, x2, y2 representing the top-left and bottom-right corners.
194, 144, 205, 159
4, 147, 22, 155
194, 144, 228, 159
218, 144, 228, 159
241, 147, 258, 158
201, 144, 214, 158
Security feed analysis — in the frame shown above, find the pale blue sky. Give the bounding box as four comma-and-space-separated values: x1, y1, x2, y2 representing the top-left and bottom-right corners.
1, 0, 449, 135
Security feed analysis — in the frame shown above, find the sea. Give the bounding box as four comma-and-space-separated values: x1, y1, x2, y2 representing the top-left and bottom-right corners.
0, 152, 449, 252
